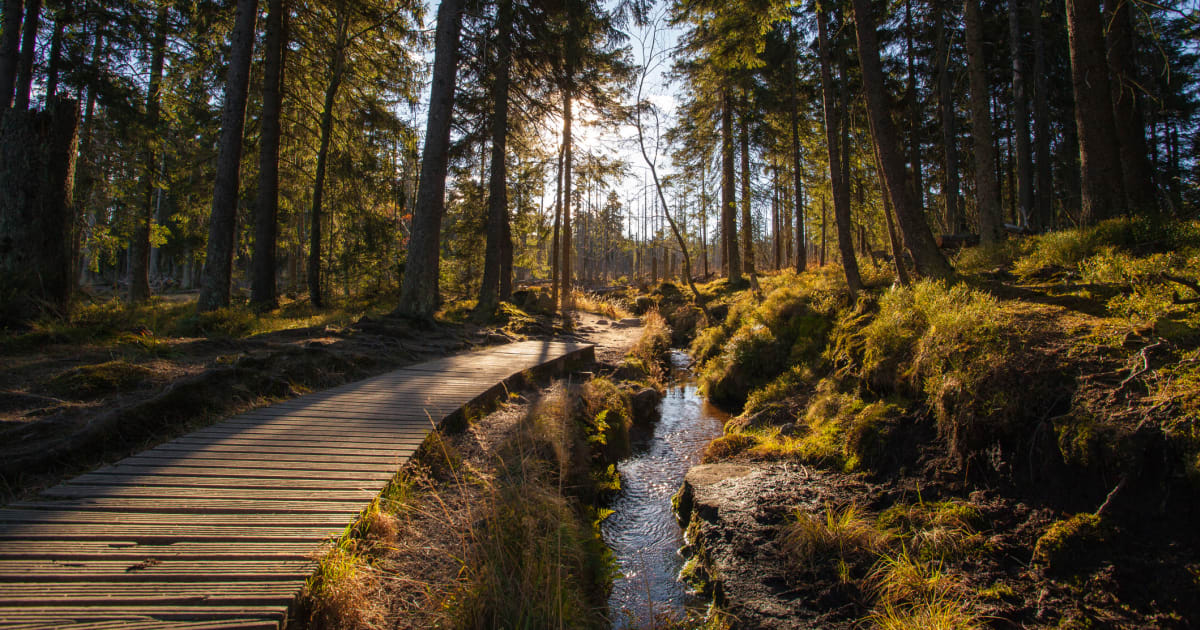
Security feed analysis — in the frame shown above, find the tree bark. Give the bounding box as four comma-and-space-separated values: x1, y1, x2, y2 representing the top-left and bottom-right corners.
129, 4, 168, 303
476, 0, 513, 318
1104, 0, 1155, 214
816, 1, 862, 293
1009, 0, 1034, 227
394, 0, 464, 319
307, 6, 349, 309
791, 77, 805, 272
739, 101, 754, 276
964, 0, 1003, 245
559, 88, 573, 311
852, 0, 953, 278
1065, 0, 1125, 224
905, 0, 924, 217
251, 0, 286, 310
550, 142, 562, 305
1031, 0, 1052, 229
701, 158, 709, 277
12, 0, 38, 111
0, 97, 79, 324
0, 0, 21, 111
720, 88, 741, 284
44, 1, 65, 98
935, 0, 961, 232
197, 0, 258, 312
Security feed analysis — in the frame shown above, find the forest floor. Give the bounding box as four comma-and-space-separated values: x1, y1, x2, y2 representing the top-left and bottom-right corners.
0, 291, 616, 504
661, 220, 1200, 628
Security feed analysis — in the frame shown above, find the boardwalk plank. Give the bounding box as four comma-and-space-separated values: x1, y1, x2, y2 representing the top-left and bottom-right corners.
0, 340, 594, 627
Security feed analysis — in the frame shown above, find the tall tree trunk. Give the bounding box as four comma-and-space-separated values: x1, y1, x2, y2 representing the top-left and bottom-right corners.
790, 66, 806, 272
701, 158, 709, 277
935, 0, 961, 232
1031, 0, 1052, 229
394, 0, 464, 319
476, 0, 512, 318
1009, 0, 1034, 227
905, 0, 924, 217
720, 88, 741, 284
0, 0, 22, 111
816, 1, 862, 293
129, 4, 168, 303
820, 195, 827, 265
197, 0, 258, 312
852, 0, 953, 278
551, 141, 562, 304
307, 7, 348, 309
772, 165, 780, 270
251, 0, 286, 310
12, 0, 38, 111
1065, 0, 1125, 224
559, 88, 573, 311
739, 101, 754, 276
964, 0, 1003, 245
44, 1, 64, 98
873, 142, 911, 285
1104, 0, 1155, 214
0, 97, 79, 324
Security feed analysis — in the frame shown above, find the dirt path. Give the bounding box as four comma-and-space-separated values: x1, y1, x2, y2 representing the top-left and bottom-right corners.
565, 310, 645, 368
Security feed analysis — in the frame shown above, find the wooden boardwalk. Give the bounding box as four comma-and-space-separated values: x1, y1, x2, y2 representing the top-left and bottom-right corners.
0, 340, 594, 629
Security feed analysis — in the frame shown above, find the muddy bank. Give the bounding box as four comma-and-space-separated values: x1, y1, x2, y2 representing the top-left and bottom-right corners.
674, 463, 879, 629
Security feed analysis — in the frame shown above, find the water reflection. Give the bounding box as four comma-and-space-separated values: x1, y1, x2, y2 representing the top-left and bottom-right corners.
604, 351, 729, 628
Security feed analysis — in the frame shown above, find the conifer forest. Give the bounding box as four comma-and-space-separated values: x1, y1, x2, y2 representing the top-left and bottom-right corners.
1, 0, 1200, 627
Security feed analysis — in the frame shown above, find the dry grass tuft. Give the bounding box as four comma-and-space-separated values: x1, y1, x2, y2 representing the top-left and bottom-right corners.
573, 290, 633, 320
780, 503, 892, 575
304, 546, 383, 629
867, 596, 984, 630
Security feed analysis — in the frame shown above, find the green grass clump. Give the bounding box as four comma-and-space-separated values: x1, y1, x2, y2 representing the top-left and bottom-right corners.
304, 545, 380, 629
876, 499, 983, 561
1033, 512, 1108, 576
579, 376, 633, 462
867, 596, 983, 630
696, 276, 843, 410
45, 360, 154, 399
780, 503, 892, 578
624, 310, 672, 387
1012, 217, 1199, 280
742, 365, 813, 416
853, 281, 1019, 466
779, 499, 986, 628
869, 548, 961, 608
453, 482, 611, 630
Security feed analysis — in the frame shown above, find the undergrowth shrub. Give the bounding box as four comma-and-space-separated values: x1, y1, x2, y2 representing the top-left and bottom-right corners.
579, 377, 633, 463
695, 273, 846, 409
849, 281, 1018, 467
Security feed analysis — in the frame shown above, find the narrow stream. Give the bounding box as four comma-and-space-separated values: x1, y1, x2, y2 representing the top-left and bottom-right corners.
603, 351, 730, 628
